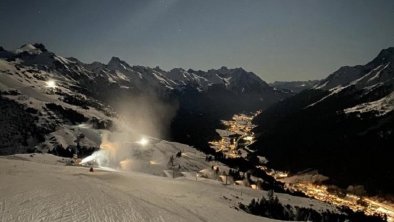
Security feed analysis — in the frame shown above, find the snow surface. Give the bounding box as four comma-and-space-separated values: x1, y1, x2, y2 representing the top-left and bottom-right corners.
0, 151, 336, 222
0, 154, 298, 222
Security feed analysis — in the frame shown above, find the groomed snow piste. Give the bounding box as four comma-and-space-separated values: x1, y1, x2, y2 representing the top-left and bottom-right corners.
0, 153, 335, 222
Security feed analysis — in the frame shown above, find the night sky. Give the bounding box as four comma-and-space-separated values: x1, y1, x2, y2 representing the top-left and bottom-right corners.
1, 0, 393, 81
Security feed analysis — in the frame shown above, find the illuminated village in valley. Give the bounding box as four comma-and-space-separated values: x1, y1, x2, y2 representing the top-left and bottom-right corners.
210, 112, 394, 221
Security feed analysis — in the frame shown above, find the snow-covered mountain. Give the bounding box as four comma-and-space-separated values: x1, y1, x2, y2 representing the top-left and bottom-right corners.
310, 47, 394, 115
315, 47, 394, 91
1, 43, 285, 98
251, 47, 394, 195
0, 43, 287, 155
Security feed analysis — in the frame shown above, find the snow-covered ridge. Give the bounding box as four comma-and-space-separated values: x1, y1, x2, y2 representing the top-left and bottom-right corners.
15, 43, 47, 55
1, 43, 277, 95
315, 47, 394, 90
306, 47, 394, 114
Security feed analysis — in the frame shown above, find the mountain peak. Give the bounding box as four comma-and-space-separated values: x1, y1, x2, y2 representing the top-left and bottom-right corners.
108, 56, 121, 64
362, 47, 394, 70
219, 66, 228, 71
379, 46, 394, 55
31, 43, 48, 52
215, 66, 248, 75
233, 67, 248, 73
169, 68, 185, 73
107, 56, 131, 70
16, 43, 48, 54
372, 47, 394, 64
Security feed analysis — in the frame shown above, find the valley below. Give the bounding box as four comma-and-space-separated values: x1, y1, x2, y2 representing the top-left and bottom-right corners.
209, 112, 394, 221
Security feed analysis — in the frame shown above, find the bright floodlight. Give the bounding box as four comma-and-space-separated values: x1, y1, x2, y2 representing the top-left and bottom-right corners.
45, 80, 57, 89
137, 137, 149, 146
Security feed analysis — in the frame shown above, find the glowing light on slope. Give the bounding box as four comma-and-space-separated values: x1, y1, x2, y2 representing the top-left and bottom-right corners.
45, 80, 57, 88
80, 133, 117, 167
137, 137, 149, 146
80, 133, 152, 171
149, 160, 159, 165
79, 149, 110, 166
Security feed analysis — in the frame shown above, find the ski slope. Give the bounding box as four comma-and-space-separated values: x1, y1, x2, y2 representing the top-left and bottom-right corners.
0, 154, 334, 222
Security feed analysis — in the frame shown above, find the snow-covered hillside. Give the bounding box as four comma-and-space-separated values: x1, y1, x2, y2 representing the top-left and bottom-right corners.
0, 54, 113, 154
0, 153, 337, 222
344, 91, 394, 116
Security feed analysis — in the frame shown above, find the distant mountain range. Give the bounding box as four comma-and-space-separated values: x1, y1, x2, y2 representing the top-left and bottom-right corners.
0, 43, 285, 97
0, 43, 289, 154
270, 80, 320, 93
251, 47, 394, 195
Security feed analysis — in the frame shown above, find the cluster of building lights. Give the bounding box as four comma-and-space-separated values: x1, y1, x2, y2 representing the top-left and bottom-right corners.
209, 114, 256, 159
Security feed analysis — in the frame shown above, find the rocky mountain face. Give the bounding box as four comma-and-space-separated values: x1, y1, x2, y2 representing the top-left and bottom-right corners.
251, 47, 394, 195
0, 43, 288, 155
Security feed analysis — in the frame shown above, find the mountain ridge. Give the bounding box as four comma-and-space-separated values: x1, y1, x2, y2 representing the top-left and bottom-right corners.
251, 46, 394, 195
